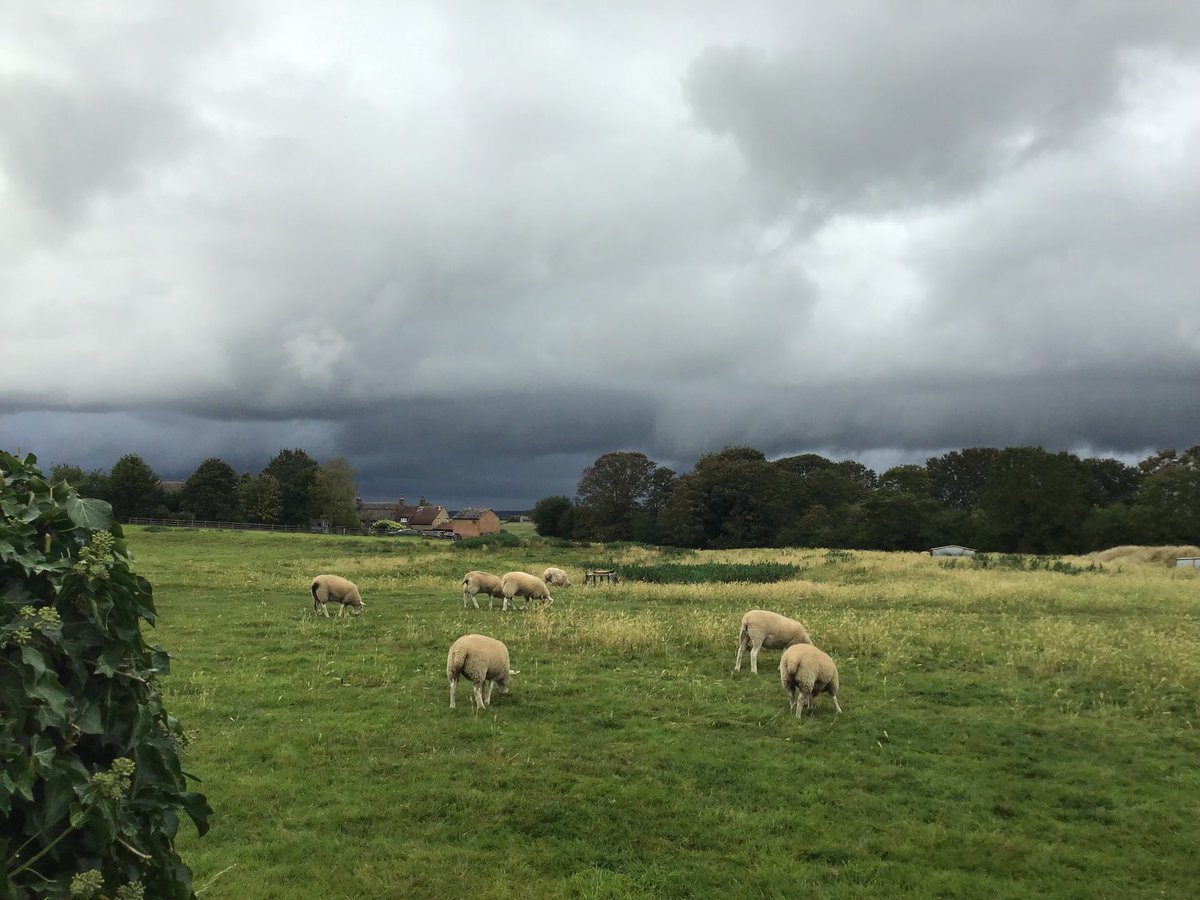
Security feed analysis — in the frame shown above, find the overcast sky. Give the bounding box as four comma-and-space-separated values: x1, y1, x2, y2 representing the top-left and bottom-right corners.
2, 2, 1198, 509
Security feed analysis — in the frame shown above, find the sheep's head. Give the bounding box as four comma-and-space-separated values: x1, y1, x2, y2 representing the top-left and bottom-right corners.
503, 669, 520, 693
351, 599, 365, 616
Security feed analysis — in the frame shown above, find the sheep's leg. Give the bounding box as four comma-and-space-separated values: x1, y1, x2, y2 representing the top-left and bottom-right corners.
321, 602, 330, 618
749, 641, 762, 674
473, 681, 486, 710
485, 680, 495, 706
733, 635, 748, 672
831, 695, 843, 714
470, 593, 480, 610
449, 674, 458, 708
337, 603, 347, 618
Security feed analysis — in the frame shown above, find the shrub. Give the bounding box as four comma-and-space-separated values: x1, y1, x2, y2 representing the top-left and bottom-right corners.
1, 452, 210, 899
602, 562, 803, 584
455, 531, 523, 550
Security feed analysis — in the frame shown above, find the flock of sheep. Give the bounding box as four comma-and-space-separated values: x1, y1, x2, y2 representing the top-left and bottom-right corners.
309, 568, 842, 718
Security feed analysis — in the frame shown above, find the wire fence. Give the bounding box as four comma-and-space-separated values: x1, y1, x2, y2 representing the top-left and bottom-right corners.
126, 517, 358, 535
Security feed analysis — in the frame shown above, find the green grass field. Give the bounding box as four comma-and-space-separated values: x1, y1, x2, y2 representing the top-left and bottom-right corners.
127, 527, 1200, 898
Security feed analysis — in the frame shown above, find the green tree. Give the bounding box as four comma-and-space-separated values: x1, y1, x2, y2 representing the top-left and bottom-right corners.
856, 466, 939, 551
0, 451, 210, 898
49, 463, 111, 502
263, 449, 320, 526
926, 448, 1000, 510
236, 473, 282, 524
311, 457, 360, 529
530, 495, 576, 538
659, 447, 782, 549
1130, 447, 1200, 545
107, 454, 164, 522
574, 451, 672, 542
179, 458, 239, 522
975, 447, 1091, 553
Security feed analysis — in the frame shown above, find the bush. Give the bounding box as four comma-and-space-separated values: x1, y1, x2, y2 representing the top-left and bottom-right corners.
455, 531, 523, 550
1, 452, 210, 899
603, 562, 804, 584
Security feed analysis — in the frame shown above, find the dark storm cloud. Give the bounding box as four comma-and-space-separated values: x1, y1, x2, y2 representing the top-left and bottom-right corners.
1, 2, 1198, 505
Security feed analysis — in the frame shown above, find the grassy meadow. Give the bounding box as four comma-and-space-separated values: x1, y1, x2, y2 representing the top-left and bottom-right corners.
126, 527, 1200, 899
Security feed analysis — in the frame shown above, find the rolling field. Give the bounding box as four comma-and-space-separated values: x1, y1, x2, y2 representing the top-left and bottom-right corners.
126, 527, 1200, 899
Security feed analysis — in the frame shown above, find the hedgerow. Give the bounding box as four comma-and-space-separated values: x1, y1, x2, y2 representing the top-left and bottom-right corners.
1, 452, 210, 899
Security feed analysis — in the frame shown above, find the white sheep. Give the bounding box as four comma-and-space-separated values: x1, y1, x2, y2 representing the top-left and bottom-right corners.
461, 570, 506, 609
447, 633, 518, 710
733, 609, 811, 674
779, 643, 843, 717
500, 571, 554, 611
310, 574, 365, 618
542, 566, 572, 588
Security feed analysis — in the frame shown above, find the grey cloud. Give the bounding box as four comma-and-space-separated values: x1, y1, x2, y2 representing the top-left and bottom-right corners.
682, 3, 1200, 215
1, 3, 1197, 507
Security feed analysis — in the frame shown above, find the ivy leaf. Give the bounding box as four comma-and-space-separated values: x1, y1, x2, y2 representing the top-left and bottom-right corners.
20, 644, 47, 677
66, 496, 115, 532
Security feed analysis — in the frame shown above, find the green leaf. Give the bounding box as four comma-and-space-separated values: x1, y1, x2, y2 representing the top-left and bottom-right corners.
180, 792, 213, 836
20, 644, 47, 677
66, 496, 115, 532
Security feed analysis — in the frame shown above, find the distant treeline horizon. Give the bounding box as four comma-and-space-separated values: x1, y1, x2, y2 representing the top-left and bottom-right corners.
529, 444, 1200, 555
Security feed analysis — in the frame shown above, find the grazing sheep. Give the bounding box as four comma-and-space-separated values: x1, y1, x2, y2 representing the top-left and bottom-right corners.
542, 567, 572, 588
779, 643, 843, 717
462, 570, 506, 610
447, 633, 518, 710
311, 574, 365, 618
733, 609, 811, 674
500, 571, 554, 611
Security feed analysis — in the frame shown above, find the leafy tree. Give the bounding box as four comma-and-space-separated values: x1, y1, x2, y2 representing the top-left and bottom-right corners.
774, 454, 876, 545
1079, 457, 1142, 508
1081, 503, 1139, 551
574, 452, 671, 542
0, 451, 210, 898
853, 465, 940, 551
659, 447, 782, 549
975, 448, 1091, 553
1130, 447, 1200, 545
926, 448, 1000, 510
311, 457, 360, 528
107, 454, 164, 522
530, 496, 576, 538
179, 458, 239, 522
236, 473, 282, 525
263, 449, 320, 526
49, 464, 111, 503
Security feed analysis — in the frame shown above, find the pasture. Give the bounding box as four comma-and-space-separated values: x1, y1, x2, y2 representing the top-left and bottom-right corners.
128, 527, 1200, 898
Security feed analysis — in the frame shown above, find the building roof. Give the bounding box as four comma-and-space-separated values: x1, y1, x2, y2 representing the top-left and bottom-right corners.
407, 505, 448, 526
453, 507, 496, 520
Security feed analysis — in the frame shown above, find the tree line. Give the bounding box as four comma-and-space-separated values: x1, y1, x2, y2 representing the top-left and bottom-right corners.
49, 449, 360, 528
530, 445, 1200, 554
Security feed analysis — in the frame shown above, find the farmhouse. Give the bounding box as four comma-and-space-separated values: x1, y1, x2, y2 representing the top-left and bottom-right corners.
355, 496, 449, 532
930, 545, 977, 557
447, 508, 502, 538
1176, 557, 1200, 569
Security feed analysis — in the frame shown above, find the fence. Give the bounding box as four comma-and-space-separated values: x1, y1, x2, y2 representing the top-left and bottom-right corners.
127, 517, 358, 535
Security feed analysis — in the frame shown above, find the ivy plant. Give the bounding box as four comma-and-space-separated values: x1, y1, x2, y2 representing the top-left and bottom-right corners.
1, 452, 210, 899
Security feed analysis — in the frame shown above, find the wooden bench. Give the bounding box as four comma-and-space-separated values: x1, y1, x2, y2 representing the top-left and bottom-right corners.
584, 569, 619, 585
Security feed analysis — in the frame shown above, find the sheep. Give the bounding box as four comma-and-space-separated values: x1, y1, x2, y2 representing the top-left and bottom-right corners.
447, 633, 518, 710
500, 571, 554, 611
733, 609, 811, 674
462, 570, 506, 610
779, 643, 843, 717
542, 566, 572, 588
311, 574, 365, 618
